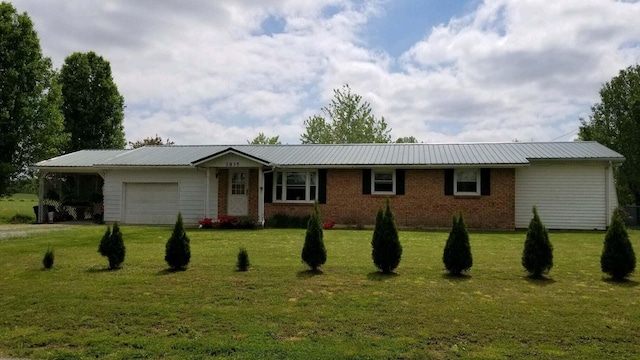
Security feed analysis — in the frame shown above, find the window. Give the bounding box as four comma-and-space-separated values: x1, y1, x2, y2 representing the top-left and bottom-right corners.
454, 169, 480, 195
274, 170, 317, 202
372, 170, 395, 194
231, 172, 246, 195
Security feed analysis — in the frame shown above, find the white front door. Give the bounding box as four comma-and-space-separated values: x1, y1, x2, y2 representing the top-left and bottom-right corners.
228, 170, 248, 216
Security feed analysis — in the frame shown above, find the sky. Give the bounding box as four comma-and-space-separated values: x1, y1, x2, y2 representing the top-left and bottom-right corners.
11, 0, 640, 145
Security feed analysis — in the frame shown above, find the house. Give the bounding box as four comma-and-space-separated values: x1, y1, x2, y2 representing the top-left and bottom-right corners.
32, 142, 624, 230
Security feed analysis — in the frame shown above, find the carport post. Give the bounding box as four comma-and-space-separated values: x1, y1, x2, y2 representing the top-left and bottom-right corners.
37, 171, 47, 224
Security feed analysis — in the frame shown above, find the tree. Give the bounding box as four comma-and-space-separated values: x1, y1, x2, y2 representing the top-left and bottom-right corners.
98, 222, 125, 269
395, 136, 419, 143
129, 134, 175, 149
0, 2, 68, 197
247, 133, 281, 145
443, 213, 473, 276
601, 211, 636, 280
301, 202, 327, 271
371, 199, 402, 273
165, 213, 191, 270
300, 84, 391, 144
522, 207, 553, 278
579, 65, 640, 205
59, 51, 125, 152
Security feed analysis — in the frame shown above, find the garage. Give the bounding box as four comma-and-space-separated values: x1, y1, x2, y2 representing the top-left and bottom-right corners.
124, 183, 179, 224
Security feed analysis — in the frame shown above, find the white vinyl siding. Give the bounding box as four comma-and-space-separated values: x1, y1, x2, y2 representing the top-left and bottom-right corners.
104, 168, 206, 225
515, 162, 614, 230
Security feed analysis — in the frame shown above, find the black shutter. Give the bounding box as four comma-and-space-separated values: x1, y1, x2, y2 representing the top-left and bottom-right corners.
264, 172, 273, 203
362, 169, 371, 194
318, 169, 327, 204
444, 169, 454, 196
396, 169, 405, 195
481, 168, 491, 196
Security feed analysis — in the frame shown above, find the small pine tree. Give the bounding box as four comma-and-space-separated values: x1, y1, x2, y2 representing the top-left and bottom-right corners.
301, 202, 327, 270
237, 247, 250, 272
443, 213, 473, 275
371, 199, 402, 273
601, 211, 636, 280
522, 207, 553, 278
165, 213, 191, 270
43, 247, 54, 269
98, 222, 126, 269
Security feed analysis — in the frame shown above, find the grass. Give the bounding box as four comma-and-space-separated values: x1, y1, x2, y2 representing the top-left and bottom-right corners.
0, 226, 639, 359
0, 193, 38, 223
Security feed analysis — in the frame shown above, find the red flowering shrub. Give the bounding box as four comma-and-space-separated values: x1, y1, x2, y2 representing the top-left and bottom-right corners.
199, 217, 214, 229
218, 215, 240, 229
323, 221, 335, 230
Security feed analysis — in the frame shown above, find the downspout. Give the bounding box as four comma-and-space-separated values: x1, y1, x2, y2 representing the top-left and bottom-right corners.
260, 165, 276, 227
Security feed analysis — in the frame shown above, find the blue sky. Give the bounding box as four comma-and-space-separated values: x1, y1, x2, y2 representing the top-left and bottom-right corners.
11, 0, 640, 145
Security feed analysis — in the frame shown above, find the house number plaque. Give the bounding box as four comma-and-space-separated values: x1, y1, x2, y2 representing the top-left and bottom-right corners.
225, 161, 241, 167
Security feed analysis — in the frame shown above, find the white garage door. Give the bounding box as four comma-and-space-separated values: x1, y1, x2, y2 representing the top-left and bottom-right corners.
515, 164, 606, 230
124, 183, 179, 224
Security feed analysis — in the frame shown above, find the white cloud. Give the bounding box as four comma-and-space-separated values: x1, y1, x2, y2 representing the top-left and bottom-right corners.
11, 0, 640, 145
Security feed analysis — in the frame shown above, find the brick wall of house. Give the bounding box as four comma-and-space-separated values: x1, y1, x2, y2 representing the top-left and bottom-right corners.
265, 168, 515, 229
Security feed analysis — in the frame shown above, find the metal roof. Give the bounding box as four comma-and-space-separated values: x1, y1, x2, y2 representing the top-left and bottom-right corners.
33, 142, 624, 169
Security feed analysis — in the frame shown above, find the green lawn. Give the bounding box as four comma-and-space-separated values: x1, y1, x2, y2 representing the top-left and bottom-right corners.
0, 226, 638, 359
0, 193, 38, 223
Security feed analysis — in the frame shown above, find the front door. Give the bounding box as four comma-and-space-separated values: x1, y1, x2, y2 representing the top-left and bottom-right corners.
228, 170, 248, 216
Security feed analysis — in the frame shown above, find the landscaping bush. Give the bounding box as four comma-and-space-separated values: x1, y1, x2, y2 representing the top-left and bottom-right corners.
301, 202, 327, 271
443, 213, 473, 276
601, 210, 636, 280
42, 247, 54, 269
165, 213, 191, 270
98, 222, 126, 269
237, 247, 250, 271
371, 199, 402, 273
522, 207, 553, 278
265, 214, 310, 228
9, 213, 34, 224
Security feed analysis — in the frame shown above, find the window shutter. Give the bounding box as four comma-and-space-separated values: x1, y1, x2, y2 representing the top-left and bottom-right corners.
481, 168, 491, 196
318, 169, 327, 204
264, 172, 273, 203
444, 169, 454, 196
362, 169, 371, 194
396, 169, 405, 195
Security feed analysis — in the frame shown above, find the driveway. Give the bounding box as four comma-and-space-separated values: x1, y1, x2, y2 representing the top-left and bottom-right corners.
0, 224, 69, 239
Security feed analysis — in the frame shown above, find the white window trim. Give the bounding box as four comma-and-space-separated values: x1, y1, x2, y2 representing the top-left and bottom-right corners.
274, 170, 318, 203
454, 168, 481, 196
371, 169, 396, 195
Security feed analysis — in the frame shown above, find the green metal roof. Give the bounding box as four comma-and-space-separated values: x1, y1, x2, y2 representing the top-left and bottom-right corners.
33, 142, 624, 169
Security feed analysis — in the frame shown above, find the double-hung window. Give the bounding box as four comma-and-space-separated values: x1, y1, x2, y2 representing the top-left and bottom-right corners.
372, 170, 395, 194
454, 168, 480, 195
275, 170, 317, 202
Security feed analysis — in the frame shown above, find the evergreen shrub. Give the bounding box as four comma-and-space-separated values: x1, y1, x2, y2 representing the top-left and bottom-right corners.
237, 247, 250, 271
601, 211, 636, 280
301, 202, 327, 270
442, 213, 473, 275
165, 213, 191, 270
371, 199, 402, 273
522, 207, 553, 278
98, 222, 126, 269
43, 247, 54, 269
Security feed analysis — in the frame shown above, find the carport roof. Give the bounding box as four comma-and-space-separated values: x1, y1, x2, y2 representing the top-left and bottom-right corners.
33, 141, 624, 169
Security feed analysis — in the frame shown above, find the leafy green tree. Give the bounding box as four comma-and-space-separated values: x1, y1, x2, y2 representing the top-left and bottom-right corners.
579, 65, 640, 205
371, 199, 402, 273
443, 213, 473, 275
522, 207, 553, 278
129, 134, 175, 149
301, 202, 326, 271
165, 213, 191, 270
98, 222, 125, 269
247, 133, 281, 145
60, 51, 125, 152
0, 2, 68, 197
601, 211, 636, 280
395, 136, 419, 143
301, 84, 391, 144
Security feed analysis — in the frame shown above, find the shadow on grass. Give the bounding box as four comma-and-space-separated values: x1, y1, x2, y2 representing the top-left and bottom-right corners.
442, 273, 472, 281
296, 269, 324, 278
156, 268, 188, 275
524, 275, 556, 286
603, 278, 639, 287
367, 271, 399, 281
